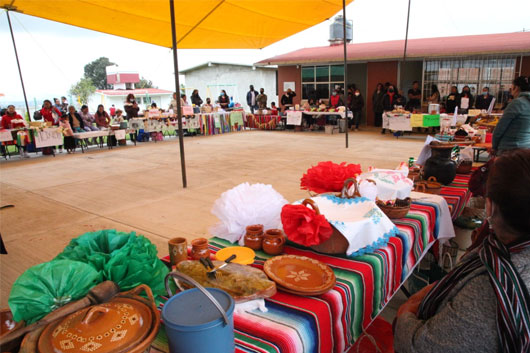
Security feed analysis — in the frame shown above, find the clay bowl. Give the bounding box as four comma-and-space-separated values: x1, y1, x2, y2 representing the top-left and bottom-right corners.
0, 309, 25, 353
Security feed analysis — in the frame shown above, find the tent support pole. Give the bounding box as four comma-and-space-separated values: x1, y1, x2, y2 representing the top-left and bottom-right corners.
169, 0, 187, 188
342, 0, 349, 148
6, 11, 31, 120
403, 0, 411, 62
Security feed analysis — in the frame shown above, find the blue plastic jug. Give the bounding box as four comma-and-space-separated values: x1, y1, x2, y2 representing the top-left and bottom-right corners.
162, 272, 235, 353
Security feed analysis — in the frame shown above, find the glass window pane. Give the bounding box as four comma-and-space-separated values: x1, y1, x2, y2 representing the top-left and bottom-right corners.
302, 67, 315, 83
316, 84, 330, 99
315, 66, 329, 82
330, 65, 344, 81
302, 84, 316, 100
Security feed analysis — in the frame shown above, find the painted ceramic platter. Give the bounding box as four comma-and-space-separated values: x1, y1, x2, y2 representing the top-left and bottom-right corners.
263, 255, 336, 295
275, 285, 333, 297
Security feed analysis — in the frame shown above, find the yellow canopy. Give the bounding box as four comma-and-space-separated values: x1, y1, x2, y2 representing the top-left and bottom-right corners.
1, 0, 353, 49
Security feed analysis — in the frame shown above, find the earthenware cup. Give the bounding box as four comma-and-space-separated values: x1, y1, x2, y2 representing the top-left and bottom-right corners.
191, 238, 210, 260
262, 229, 286, 255
244, 224, 264, 251
168, 237, 188, 266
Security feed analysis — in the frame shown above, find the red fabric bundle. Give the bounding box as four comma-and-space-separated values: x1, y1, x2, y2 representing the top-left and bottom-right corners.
281, 204, 333, 246
300, 161, 362, 194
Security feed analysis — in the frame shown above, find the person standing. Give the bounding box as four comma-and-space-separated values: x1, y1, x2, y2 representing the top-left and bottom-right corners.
381, 84, 398, 134
53, 98, 62, 113
246, 85, 259, 114
492, 76, 530, 154
350, 89, 364, 131
60, 97, 69, 114
459, 85, 474, 114
280, 88, 296, 112
444, 86, 460, 114
428, 84, 440, 104
124, 93, 139, 142
256, 88, 267, 110
190, 89, 203, 107
109, 104, 116, 118
406, 81, 422, 112
218, 90, 230, 109
372, 83, 385, 127
475, 87, 494, 110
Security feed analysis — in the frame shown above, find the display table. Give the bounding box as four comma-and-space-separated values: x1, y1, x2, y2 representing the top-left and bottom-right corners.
245, 114, 280, 130
439, 172, 473, 220
383, 113, 467, 132
154, 196, 453, 353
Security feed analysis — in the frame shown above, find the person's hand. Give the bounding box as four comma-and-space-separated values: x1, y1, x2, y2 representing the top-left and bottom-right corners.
397, 283, 436, 318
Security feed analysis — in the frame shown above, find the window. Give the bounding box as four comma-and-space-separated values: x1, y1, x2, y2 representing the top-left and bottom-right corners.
423, 55, 517, 107
301, 65, 344, 99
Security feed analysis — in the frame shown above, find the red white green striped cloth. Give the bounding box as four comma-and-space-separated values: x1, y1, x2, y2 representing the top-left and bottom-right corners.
439, 172, 472, 220
154, 198, 449, 353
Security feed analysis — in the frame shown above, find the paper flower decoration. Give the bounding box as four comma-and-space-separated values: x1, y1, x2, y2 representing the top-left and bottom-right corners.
281, 204, 333, 246
300, 161, 362, 194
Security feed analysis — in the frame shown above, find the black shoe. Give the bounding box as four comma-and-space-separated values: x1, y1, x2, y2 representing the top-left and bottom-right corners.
381, 129, 386, 134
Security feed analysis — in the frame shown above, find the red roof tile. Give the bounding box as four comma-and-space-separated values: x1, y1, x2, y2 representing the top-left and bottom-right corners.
257, 32, 530, 65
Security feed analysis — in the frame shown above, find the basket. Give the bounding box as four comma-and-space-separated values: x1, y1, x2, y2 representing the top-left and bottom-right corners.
301, 199, 349, 255
376, 197, 411, 219
416, 176, 442, 195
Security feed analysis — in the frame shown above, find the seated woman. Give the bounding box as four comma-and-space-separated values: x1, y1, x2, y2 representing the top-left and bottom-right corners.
40, 99, 62, 126
1, 105, 30, 158
66, 105, 85, 133
112, 109, 125, 125
94, 104, 110, 130
78, 105, 99, 132
492, 76, 530, 154
394, 148, 530, 353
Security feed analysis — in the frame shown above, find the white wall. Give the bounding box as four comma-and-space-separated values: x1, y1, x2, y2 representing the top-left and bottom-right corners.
87, 93, 172, 113
183, 65, 277, 109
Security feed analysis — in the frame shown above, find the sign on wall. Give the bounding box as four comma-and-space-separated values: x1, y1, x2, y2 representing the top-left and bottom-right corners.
283, 82, 295, 92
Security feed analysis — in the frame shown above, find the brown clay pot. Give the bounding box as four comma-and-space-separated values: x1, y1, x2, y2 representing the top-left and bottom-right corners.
0, 309, 24, 353
262, 229, 286, 255
244, 225, 264, 251
190, 238, 210, 260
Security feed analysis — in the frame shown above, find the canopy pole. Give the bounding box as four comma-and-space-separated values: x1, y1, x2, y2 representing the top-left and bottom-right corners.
6, 11, 31, 119
342, 0, 349, 148
169, 0, 187, 188
403, 0, 411, 62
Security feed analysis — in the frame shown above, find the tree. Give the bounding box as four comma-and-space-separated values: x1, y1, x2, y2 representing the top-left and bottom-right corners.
136, 77, 156, 89
69, 77, 96, 105
84, 57, 115, 89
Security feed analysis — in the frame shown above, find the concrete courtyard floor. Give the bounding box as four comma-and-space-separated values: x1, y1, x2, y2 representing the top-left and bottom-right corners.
0, 128, 427, 309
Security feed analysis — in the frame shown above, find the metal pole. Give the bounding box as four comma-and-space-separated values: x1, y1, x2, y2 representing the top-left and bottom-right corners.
6, 11, 31, 119
170, 0, 187, 188
342, 0, 349, 148
403, 0, 411, 62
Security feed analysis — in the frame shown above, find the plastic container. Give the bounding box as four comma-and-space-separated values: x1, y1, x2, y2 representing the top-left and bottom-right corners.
338, 118, 347, 133
485, 132, 492, 143
163, 272, 235, 353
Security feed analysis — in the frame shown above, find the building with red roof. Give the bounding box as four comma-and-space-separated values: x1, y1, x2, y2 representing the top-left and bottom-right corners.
256, 32, 530, 126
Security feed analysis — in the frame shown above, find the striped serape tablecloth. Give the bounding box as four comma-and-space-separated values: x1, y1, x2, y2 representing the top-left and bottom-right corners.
153, 198, 453, 353
439, 172, 472, 220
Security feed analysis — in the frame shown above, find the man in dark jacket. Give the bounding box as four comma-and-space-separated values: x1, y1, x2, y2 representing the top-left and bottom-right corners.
350, 89, 364, 131
445, 86, 460, 114
475, 86, 494, 110
280, 88, 296, 112
246, 85, 259, 114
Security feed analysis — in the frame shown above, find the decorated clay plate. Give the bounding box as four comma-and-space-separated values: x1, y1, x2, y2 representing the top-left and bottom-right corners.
263, 255, 335, 294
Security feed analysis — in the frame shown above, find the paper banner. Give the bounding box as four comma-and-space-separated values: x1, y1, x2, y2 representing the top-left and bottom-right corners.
34, 128, 63, 148
114, 130, 126, 140
468, 109, 481, 117
410, 114, 424, 127
0, 129, 14, 142
423, 114, 440, 127
230, 112, 244, 127
187, 115, 200, 129
286, 111, 302, 125
388, 115, 412, 131
182, 106, 194, 116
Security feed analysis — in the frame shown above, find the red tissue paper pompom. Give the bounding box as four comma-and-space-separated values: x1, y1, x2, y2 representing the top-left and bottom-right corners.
281, 204, 333, 246
300, 161, 362, 194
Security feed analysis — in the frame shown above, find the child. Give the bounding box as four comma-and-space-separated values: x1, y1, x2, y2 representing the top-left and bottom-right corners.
113, 109, 125, 125
59, 116, 76, 154
270, 102, 278, 115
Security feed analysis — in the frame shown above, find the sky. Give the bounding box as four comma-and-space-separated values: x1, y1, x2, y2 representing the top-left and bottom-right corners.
1, 0, 529, 106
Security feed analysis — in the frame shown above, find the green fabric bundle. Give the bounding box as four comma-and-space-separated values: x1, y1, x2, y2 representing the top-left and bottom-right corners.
8, 260, 101, 323
55, 229, 169, 297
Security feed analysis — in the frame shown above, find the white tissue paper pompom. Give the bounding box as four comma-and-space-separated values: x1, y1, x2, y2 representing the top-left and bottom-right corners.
210, 183, 288, 244
358, 180, 378, 201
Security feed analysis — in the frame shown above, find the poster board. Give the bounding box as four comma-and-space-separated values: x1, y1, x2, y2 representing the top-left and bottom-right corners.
410, 114, 423, 127
187, 115, 200, 129
423, 115, 440, 127
388, 115, 412, 131
230, 112, 244, 127
182, 106, 194, 116
114, 130, 126, 140
34, 128, 63, 148
286, 111, 302, 125
283, 82, 295, 92
0, 130, 14, 142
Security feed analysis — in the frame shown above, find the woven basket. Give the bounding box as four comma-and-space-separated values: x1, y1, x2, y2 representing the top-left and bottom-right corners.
376, 197, 411, 219
301, 199, 349, 255
416, 176, 442, 195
